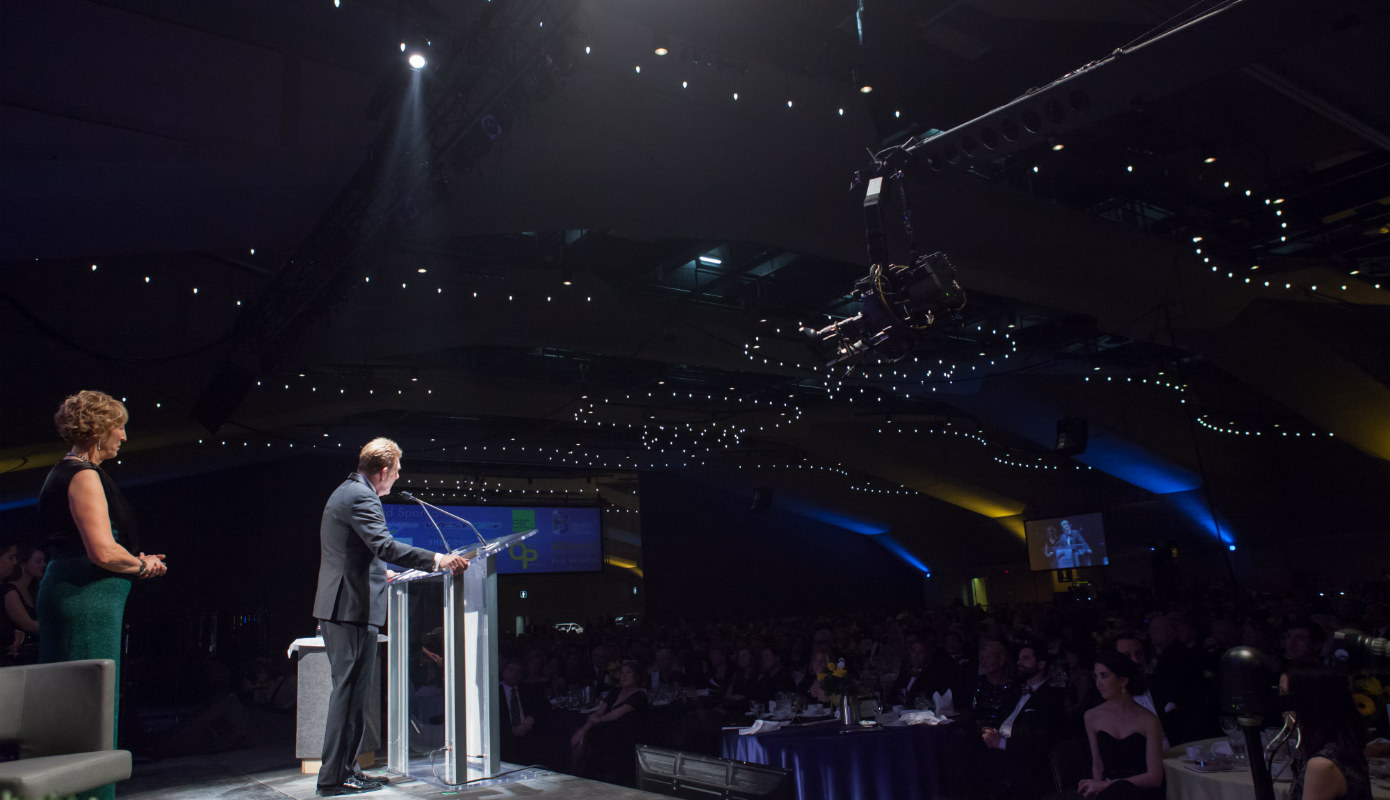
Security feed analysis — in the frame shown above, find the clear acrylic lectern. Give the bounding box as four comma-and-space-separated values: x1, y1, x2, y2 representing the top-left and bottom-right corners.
384, 529, 537, 784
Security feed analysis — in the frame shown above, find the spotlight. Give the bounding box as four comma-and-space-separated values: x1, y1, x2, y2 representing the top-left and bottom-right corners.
653, 31, 670, 56
408, 52, 427, 69
859, 84, 873, 94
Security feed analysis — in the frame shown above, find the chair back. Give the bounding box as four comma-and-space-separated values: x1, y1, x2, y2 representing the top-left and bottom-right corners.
0, 659, 117, 758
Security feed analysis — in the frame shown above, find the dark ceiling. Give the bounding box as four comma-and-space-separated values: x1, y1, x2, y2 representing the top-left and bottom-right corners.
3, 0, 1389, 575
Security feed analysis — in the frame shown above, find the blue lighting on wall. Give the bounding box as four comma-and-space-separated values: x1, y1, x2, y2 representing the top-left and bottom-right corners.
780, 500, 889, 536
866, 533, 932, 575
1164, 489, 1235, 548
776, 498, 930, 574
1080, 439, 1202, 494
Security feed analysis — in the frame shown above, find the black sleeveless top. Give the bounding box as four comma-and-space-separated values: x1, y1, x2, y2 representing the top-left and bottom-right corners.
1097, 731, 1147, 780
1291, 741, 1373, 800
38, 459, 139, 558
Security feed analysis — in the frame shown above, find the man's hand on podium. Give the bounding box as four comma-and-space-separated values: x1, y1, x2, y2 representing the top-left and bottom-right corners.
438, 553, 470, 574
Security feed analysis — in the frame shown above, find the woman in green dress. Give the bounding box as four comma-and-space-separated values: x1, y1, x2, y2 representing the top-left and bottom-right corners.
38, 390, 168, 800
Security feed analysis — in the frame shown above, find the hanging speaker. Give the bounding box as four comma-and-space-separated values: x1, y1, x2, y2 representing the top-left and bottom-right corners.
1055, 417, 1088, 455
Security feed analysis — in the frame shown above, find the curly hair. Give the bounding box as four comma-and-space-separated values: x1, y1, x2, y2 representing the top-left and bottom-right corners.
356, 437, 402, 475
54, 390, 128, 447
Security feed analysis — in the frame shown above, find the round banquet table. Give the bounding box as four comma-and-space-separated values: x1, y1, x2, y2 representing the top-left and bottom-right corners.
722, 718, 973, 800
1162, 739, 1390, 800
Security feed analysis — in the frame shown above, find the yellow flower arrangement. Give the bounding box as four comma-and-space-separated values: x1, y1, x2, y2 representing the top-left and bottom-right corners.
1354, 676, 1383, 697
817, 659, 852, 704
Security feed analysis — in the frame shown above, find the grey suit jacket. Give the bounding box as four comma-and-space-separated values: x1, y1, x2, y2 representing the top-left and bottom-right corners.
312, 473, 439, 627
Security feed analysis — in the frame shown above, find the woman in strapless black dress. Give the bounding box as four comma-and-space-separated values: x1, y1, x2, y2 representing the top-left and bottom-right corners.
1078, 651, 1165, 800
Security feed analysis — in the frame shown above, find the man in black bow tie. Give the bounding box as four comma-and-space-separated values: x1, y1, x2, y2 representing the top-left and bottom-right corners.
890, 639, 950, 708
979, 641, 1067, 799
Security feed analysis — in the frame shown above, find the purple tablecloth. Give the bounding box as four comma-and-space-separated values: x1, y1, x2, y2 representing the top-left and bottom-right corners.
722, 720, 973, 800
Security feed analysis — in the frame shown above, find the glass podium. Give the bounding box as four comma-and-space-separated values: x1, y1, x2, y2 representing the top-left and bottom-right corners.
384, 529, 537, 785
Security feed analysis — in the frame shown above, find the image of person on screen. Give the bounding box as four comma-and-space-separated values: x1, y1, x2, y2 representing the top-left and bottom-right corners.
1044, 520, 1092, 568
1059, 519, 1093, 567
312, 437, 470, 797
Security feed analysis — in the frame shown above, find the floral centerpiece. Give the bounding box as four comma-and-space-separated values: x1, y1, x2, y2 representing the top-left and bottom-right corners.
1353, 675, 1383, 719
817, 658, 852, 707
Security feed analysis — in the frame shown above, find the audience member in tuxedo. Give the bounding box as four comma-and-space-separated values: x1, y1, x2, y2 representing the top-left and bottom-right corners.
942, 629, 977, 702
1283, 668, 1373, 800
891, 639, 950, 708
523, 649, 549, 689
649, 647, 686, 688
751, 646, 796, 703
499, 656, 548, 767
1282, 618, 1327, 671
1114, 634, 1170, 749
1062, 637, 1100, 725
973, 638, 1019, 730
979, 641, 1069, 799
702, 643, 733, 695
1078, 651, 1165, 800
570, 660, 649, 787
1202, 616, 1242, 676
1146, 613, 1209, 745
723, 646, 757, 711
681, 642, 709, 687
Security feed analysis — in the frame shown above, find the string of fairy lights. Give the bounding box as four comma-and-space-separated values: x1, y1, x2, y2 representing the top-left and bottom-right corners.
734, 458, 924, 496
573, 388, 802, 456
1079, 373, 1335, 438
1190, 188, 1384, 296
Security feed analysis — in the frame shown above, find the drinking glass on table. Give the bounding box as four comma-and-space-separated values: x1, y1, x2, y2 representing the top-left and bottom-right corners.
1219, 716, 1247, 763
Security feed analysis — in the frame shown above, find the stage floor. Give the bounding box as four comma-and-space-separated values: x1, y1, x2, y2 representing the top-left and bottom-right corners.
118, 710, 665, 800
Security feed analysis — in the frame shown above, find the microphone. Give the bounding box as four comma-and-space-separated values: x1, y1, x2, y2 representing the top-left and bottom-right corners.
394, 491, 452, 552
394, 491, 489, 548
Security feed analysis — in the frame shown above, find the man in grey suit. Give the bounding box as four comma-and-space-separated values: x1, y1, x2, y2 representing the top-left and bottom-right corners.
313, 438, 469, 796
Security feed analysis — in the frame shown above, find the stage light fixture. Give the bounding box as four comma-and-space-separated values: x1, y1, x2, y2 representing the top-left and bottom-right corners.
408, 52, 427, 69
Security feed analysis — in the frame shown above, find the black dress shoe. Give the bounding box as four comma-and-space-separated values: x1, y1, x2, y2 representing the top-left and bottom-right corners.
343, 775, 383, 791
353, 770, 391, 786
315, 776, 382, 796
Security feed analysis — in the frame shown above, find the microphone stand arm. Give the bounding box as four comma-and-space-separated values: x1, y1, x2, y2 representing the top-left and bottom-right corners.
405, 495, 489, 547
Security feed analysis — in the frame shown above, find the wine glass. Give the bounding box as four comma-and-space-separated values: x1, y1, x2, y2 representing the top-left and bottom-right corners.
1219, 716, 1246, 763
